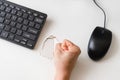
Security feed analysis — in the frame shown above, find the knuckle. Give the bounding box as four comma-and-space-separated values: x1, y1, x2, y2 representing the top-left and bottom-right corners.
75, 46, 81, 55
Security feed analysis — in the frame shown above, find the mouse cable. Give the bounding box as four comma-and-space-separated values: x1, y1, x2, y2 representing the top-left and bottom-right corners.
93, 0, 107, 29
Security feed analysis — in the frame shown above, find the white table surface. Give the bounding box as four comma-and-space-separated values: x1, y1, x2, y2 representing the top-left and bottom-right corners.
0, 0, 120, 80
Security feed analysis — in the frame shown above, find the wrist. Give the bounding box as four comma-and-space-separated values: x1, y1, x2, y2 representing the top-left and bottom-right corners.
55, 70, 71, 80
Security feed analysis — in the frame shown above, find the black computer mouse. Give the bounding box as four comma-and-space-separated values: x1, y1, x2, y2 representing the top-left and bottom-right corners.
88, 27, 112, 61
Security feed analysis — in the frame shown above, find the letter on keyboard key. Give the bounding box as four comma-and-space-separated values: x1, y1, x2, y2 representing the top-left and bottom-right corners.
23, 32, 36, 40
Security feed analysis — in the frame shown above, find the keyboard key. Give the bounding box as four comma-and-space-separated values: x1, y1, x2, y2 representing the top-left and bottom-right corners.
16, 23, 22, 29
0, 17, 4, 23
0, 23, 5, 29
22, 25, 28, 31
23, 19, 29, 25
5, 7, 11, 12
20, 41, 26, 45
39, 15, 45, 19
0, 5, 5, 10
0, 31, 8, 38
9, 5, 14, 9
4, 3, 9, 7
4, 19, 10, 25
15, 7, 20, 10
21, 9, 26, 12
16, 30, 22, 35
28, 28, 38, 34
35, 18, 43, 23
14, 35, 21, 42
11, 9, 17, 14
11, 28, 16, 33
6, 13, 12, 19
23, 13, 28, 18
35, 24, 41, 29
17, 17, 23, 23
21, 37, 27, 42
0, 1, 3, 5
27, 40, 35, 47
27, 11, 32, 14
10, 21, 16, 27
8, 33, 15, 40
28, 15, 34, 21
23, 32, 36, 40
33, 13, 38, 17
17, 11, 22, 16
29, 21, 34, 27
4, 25, 11, 31
11, 15, 17, 21
0, 11, 6, 17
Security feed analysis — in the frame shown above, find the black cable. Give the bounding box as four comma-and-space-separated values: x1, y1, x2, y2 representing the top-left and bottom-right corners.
93, 0, 107, 29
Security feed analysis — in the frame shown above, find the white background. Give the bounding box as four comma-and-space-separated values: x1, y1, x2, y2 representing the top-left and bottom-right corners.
0, 0, 120, 80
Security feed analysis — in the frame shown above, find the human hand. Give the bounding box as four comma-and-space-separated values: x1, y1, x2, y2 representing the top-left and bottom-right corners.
54, 39, 81, 80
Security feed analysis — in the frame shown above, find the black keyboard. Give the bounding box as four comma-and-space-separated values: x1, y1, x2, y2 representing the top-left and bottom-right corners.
0, 0, 47, 49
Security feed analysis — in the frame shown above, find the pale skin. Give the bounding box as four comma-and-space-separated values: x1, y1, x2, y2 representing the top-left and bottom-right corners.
54, 39, 81, 80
